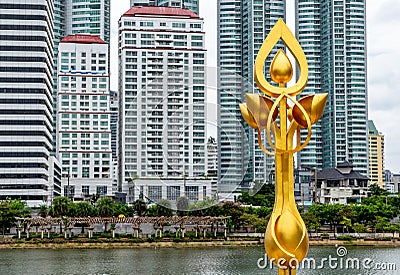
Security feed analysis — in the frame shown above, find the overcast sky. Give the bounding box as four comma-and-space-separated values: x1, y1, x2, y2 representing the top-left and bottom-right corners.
110, 0, 400, 173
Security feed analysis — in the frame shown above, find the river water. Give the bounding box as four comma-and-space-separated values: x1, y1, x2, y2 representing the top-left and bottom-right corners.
0, 246, 399, 274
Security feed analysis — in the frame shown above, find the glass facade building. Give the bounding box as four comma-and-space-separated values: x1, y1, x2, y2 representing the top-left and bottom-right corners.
217, 0, 285, 197
296, 0, 368, 175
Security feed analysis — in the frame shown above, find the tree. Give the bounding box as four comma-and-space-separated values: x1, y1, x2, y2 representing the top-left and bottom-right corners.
155, 199, 173, 217
254, 206, 273, 219
176, 197, 189, 216
369, 184, 389, 197
308, 203, 344, 236
239, 213, 268, 233
38, 205, 48, 218
75, 201, 97, 217
301, 212, 321, 237
133, 199, 147, 216
200, 203, 224, 217
0, 201, 17, 238
114, 203, 134, 217
50, 197, 73, 234
96, 197, 116, 233
0, 199, 31, 238
221, 202, 245, 230
90, 194, 100, 206
237, 183, 275, 207
352, 223, 368, 238
50, 197, 71, 217
96, 197, 115, 217
73, 201, 97, 233
373, 216, 391, 234
10, 199, 31, 218
146, 205, 158, 217
189, 198, 219, 216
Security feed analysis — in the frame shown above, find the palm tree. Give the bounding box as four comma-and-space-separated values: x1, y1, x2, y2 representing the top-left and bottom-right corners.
96, 197, 115, 232
76, 202, 97, 233
38, 205, 48, 218
50, 197, 71, 234
133, 199, 147, 216
96, 197, 115, 217
51, 197, 71, 217
76, 201, 96, 217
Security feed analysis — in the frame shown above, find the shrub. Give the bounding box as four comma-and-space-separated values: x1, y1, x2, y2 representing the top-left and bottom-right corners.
337, 235, 352, 241
147, 237, 156, 243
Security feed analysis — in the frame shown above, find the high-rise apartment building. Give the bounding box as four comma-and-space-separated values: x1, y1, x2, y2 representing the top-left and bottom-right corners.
52, 0, 110, 152
0, 0, 61, 206
130, 0, 199, 15
118, 6, 209, 204
56, 34, 113, 200
368, 120, 384, 188
296, 0, 368, 175
217, 0, 285, 198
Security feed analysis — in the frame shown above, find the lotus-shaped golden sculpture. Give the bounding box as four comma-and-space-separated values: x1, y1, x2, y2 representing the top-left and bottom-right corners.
240, 19, 327, 275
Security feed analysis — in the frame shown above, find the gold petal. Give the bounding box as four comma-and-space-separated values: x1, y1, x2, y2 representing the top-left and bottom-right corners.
260, 96, 278, 121
292, 93, 328, 128
239, 103, 258, 129
246, 94, 277, 130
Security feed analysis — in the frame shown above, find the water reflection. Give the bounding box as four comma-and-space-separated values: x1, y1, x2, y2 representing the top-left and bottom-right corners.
0, 246, 398, 274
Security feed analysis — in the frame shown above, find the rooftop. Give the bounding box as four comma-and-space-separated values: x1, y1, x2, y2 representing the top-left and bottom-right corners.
123, 6, 200, 19
61, 34, 107, 44
317, 162, 369, 181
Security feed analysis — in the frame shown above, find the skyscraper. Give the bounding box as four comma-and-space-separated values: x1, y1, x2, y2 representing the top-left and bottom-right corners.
130, 0, 199, 15
118, 6, 209, 204
0, 0, 60, 206
296, 0, 368, 175
217, 0, 285, 198
56, 34, 113, 200
368, 120, 385, 188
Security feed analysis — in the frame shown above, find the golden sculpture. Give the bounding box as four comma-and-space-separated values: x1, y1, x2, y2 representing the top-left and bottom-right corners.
240, 19, 327, 275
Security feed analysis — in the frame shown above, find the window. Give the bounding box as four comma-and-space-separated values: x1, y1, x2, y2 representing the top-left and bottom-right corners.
148, 186, 162, 202
185, 186, 199, 201
96, 186, 107, 196
82, 167, 90, 178
82, 185, 89, 196
167, 186, 180, 200
64, 185, 75, 199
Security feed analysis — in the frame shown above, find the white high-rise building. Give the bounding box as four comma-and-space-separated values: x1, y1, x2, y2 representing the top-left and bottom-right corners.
118, 6, 208, 204
52, 0, 110, 153
296, 0, 368, 175
0, 0, 59, 206
56, 34, 113, 200
217, 0, 285, 198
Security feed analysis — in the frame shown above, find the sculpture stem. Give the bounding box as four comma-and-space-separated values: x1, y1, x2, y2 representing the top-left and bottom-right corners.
278, 268, 296, 275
